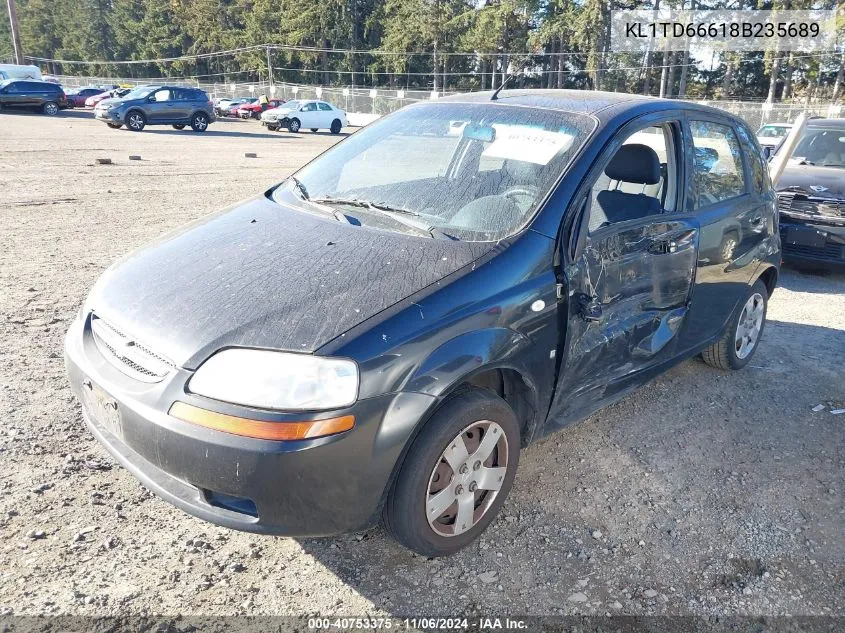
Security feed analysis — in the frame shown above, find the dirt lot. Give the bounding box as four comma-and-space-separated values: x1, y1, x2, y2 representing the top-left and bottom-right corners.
0, 110, 843, 619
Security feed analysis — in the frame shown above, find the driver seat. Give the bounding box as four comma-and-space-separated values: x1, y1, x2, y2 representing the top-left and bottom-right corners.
594, 144, 663, 227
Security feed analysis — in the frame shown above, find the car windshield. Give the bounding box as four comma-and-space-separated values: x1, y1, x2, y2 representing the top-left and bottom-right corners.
271, 102, 594, 241
758, 125, 790, 138
789, 127, 845, 168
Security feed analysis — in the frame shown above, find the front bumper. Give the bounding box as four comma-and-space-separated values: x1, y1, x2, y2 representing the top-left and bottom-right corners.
64, 313, 435, 536
779, 217, 845, 270
94, 108, 121, 122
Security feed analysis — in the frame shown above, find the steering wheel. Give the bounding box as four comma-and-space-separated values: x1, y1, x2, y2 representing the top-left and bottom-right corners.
502, 186, 538, 210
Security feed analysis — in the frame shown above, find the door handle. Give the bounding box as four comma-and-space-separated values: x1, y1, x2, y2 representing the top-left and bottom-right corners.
578, 294, 602, 322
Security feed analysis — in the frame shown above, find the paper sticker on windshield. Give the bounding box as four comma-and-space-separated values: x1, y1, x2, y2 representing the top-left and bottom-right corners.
482, 127, 575, 165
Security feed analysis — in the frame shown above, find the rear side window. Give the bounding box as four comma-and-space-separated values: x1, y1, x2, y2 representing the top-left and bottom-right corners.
318, 102, 333, 111
735, 124, 769, 195
690, 120, 746, 208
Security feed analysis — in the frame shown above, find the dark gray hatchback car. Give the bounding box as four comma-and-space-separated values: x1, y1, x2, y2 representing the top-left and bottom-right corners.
66, 90, 780, 557
94, 84, 214, 132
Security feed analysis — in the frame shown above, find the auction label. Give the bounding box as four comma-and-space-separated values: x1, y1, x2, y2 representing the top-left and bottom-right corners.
609, 9, 837, 52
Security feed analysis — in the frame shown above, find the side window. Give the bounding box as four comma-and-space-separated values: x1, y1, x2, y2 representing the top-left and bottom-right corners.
734, 124, 769, 195
586, 123, 676, 233
152, 89, 171, 102
690, 120, 746, 208
301, 102, 317, 112
318, 102, 333, 111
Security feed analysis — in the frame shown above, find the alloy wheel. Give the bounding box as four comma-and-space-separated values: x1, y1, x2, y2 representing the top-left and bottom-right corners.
128, 113, 144, 130
426, 420, 509, 537
735, 292, 764, 359
44, 102, 58, 116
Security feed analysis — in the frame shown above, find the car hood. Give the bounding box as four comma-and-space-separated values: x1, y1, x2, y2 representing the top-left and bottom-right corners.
86, 196, 491, 369
777, 163, 845, 200
264, 107, 294, 116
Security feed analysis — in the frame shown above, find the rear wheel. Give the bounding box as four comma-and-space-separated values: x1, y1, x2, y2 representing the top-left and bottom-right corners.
125, 110, 146, 131
384, 388, 520, 557
42, 101, 59, 116
172, 124, 185, 130
330, 119, 342, 134
191, 112, 209, 132
702, 279, 768, 370
288, 117, 301, 133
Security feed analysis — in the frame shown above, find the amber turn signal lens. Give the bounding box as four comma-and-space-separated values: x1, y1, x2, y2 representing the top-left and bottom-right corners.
168, 401, 354, 441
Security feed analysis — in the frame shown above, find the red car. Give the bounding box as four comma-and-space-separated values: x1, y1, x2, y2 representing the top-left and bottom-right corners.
236, 98, 285, 119
222, 98, 257, 117
85, 87, 129, 108
67, 87, 107, 108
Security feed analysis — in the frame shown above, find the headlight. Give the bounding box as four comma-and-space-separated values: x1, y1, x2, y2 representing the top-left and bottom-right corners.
188, 349, 358, 411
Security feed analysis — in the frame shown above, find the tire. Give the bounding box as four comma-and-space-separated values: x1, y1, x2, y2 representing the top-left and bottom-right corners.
191, 112, 209, 132
42, 101, 59, 116
125, 110, 146, 131
330, 119, 342, 134
288, 117, 301, 133
172, 124, 185, 130
384, 388, 520, 557
701, 279, 768, 370
106, 122, 123, 129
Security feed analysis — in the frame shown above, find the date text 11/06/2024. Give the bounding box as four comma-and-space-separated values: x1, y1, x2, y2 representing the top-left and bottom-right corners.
307, 617, 528, 630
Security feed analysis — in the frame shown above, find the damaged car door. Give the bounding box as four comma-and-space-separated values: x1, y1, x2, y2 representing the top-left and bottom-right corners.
552, 116, 699, 423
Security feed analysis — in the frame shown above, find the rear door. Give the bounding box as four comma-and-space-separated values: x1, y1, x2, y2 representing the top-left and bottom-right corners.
549, 113, 699, 424
317, 102, 335, 128
676, 117, 762, 347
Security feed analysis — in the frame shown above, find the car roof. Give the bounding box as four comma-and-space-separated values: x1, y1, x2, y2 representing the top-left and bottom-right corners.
437, 89, 741, 123
807, 118, 845, 129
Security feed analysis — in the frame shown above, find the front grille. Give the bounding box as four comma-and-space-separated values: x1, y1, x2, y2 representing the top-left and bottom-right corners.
90, 314, 175, 383
780, 237, 845, 262
777, 192, 845, 219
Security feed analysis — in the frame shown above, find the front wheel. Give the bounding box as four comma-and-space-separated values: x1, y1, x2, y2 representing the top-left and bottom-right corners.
384, 388, 520, 557
701, 279, 768, 370
330, 119, 342, 134
42, 101, 59, 116
191, 112, 209, 132
287, 117, 301, 133
125, 110, 146, 131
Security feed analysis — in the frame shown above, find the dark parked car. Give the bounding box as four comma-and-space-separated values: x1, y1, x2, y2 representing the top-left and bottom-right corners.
773, 118, 845, 270
65, 90, 780, 557
0, 79, 68, 115
94, 84, 214, 132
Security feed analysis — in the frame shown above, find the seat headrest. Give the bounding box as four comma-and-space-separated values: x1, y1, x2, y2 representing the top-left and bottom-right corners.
605, 143, 661, 185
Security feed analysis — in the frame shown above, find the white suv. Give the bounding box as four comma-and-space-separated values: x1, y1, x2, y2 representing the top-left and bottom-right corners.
260, 99, 347, 134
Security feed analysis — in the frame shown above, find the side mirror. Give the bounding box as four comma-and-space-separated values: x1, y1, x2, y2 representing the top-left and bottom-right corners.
761, 146, 774, 161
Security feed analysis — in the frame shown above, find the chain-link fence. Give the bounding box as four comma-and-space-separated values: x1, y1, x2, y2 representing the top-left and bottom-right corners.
52, 74, 842, 129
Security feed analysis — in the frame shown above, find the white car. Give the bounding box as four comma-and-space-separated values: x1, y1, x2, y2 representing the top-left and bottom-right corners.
757, 123, 792, 148
260, 99, 347, 134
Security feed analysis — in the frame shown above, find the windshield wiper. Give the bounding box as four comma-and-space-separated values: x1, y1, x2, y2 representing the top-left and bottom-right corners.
310, 197, 458, 240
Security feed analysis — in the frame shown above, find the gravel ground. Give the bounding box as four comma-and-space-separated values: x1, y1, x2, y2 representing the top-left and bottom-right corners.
0, 111, 843, 618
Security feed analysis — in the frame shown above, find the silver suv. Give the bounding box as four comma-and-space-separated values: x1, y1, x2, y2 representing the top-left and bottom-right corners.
94, 85, 214, 132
